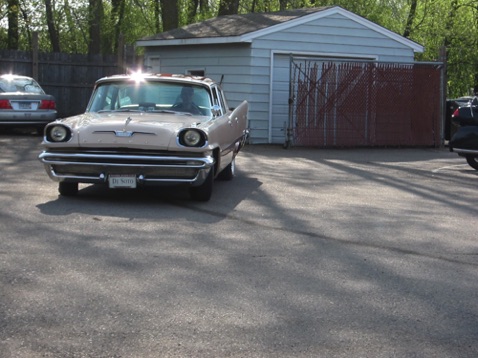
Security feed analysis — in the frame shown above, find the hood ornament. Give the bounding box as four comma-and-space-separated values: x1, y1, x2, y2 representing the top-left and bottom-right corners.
124, 116, 133, 129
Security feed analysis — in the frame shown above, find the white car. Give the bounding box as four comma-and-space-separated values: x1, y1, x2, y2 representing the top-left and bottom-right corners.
39, 73, 249, 201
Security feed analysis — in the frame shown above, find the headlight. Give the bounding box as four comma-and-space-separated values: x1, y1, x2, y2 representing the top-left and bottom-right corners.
178, 129, 207, 147
46, 125, 72, 142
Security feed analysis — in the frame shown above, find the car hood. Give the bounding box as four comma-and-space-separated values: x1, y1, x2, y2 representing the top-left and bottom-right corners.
57, 112, 210, 150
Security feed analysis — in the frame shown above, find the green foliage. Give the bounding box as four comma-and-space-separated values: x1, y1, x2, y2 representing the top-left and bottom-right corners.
1, 0, 477, 96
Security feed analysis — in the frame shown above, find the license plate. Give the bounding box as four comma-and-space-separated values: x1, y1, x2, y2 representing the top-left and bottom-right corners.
108, 175, 137, 189
19, 102, 32, 110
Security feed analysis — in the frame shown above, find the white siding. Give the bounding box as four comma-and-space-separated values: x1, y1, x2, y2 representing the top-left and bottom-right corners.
270, 55, 290, 144
251, 13, 416, 62
145, 44, 253, 106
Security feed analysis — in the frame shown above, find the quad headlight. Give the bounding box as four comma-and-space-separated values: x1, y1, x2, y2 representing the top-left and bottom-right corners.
46, 124, 72, 142
178, 129, 207, 147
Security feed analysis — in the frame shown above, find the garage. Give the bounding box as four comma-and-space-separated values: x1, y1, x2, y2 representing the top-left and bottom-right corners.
137, 6, 442, 146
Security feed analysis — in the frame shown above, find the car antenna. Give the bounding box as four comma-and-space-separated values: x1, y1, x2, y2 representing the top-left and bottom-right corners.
219, 75, 224, 86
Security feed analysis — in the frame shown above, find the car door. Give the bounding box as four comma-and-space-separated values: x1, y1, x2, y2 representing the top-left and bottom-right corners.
211, 85, 247, 147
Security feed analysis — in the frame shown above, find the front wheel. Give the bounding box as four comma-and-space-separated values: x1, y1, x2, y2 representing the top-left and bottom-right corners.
59, 182, 78, 196
190, 168, 214, 202
465, 155, 478, 170
217, 158, 235, 181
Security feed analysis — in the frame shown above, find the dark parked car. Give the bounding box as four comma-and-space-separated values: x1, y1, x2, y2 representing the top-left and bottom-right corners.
449, 97, 478, 170
39, 73, 249, 201
0, 74, 57, 132
445, 97, 473, 141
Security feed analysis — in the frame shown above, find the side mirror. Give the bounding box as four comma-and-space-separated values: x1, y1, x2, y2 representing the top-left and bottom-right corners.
211, 104, 222, 117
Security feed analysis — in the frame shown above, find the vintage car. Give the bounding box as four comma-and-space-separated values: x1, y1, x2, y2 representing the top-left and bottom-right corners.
38, 73, 248, 201
449, 97, 478, 170
0, 74, 57, 132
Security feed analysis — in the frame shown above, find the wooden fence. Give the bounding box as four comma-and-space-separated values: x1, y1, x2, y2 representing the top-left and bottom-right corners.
0, 47, 136, 118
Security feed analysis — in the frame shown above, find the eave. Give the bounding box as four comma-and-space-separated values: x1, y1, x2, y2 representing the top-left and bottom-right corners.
136, 36, 251, 47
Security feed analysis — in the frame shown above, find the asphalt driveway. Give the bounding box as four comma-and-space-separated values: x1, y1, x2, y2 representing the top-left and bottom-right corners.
1, 132, 477, 357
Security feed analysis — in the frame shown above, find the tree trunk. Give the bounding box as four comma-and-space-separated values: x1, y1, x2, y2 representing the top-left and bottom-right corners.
403, 0, 418, 38
187, 0, 200, 23
44, 0, 61, 52
88, 0, 103, 55
7, 0, 19, 50
161, 0, 179, 31
154, 0, 160, 33
279, 0, 288, 11
109, 0, 125, 54
63, 0, 84, 53
218, 0, 240, 16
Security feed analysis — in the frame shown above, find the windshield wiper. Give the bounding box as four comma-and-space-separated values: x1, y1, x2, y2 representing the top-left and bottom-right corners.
169, 110, 193, 116
96, 108, 140, 113
96, 109, 193, 115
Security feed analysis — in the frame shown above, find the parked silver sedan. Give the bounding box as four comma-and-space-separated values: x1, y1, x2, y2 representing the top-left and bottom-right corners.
39, 73, 249, 201
0, 74, 57, 132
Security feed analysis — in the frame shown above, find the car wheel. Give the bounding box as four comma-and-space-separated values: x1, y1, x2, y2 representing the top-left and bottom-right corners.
190, 168, 214, 202
465, 155, 478, 170
217, 158, 235, 181
59, 182, 78, 196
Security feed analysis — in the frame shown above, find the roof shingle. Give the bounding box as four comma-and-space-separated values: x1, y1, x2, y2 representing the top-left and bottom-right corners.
141, 7, 331, 41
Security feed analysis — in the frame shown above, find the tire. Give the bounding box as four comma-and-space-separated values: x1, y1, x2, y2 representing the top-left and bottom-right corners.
465, 155, 478, 170
190, 168, 214, 202
217, 158, 235, 181
59, 182, 78, 196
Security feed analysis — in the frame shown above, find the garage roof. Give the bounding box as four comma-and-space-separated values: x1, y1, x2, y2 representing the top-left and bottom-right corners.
136, 6, 424, 53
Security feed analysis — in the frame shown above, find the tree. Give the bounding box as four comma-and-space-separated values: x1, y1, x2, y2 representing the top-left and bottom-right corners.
154, 0, 161, 33
44, 0, 61, 52
88, 0, 103, 55
3, 0, 478, 97
161, 0, 179, 31
218, 0, 240, 16
403, 0, 418, 38
103, 0, 126, 53
62, 0, 88, 53
7, 0, 19, 49
186, 0, 200, 23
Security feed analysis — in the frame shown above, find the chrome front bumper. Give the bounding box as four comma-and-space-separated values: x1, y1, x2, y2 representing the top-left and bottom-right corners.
38, 151, 215, 186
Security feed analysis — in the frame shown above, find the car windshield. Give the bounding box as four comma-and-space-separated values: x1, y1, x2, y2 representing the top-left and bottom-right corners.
87, 80, 213, 117
0, 76, 45, 94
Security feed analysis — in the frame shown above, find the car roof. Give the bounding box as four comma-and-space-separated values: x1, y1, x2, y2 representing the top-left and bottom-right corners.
0, 74, 35, 80
94, 73, 217, 87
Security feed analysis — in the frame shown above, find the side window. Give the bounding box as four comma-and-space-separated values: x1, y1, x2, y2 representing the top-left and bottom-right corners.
211, 86, 225, 116
218, 87, 229, 111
